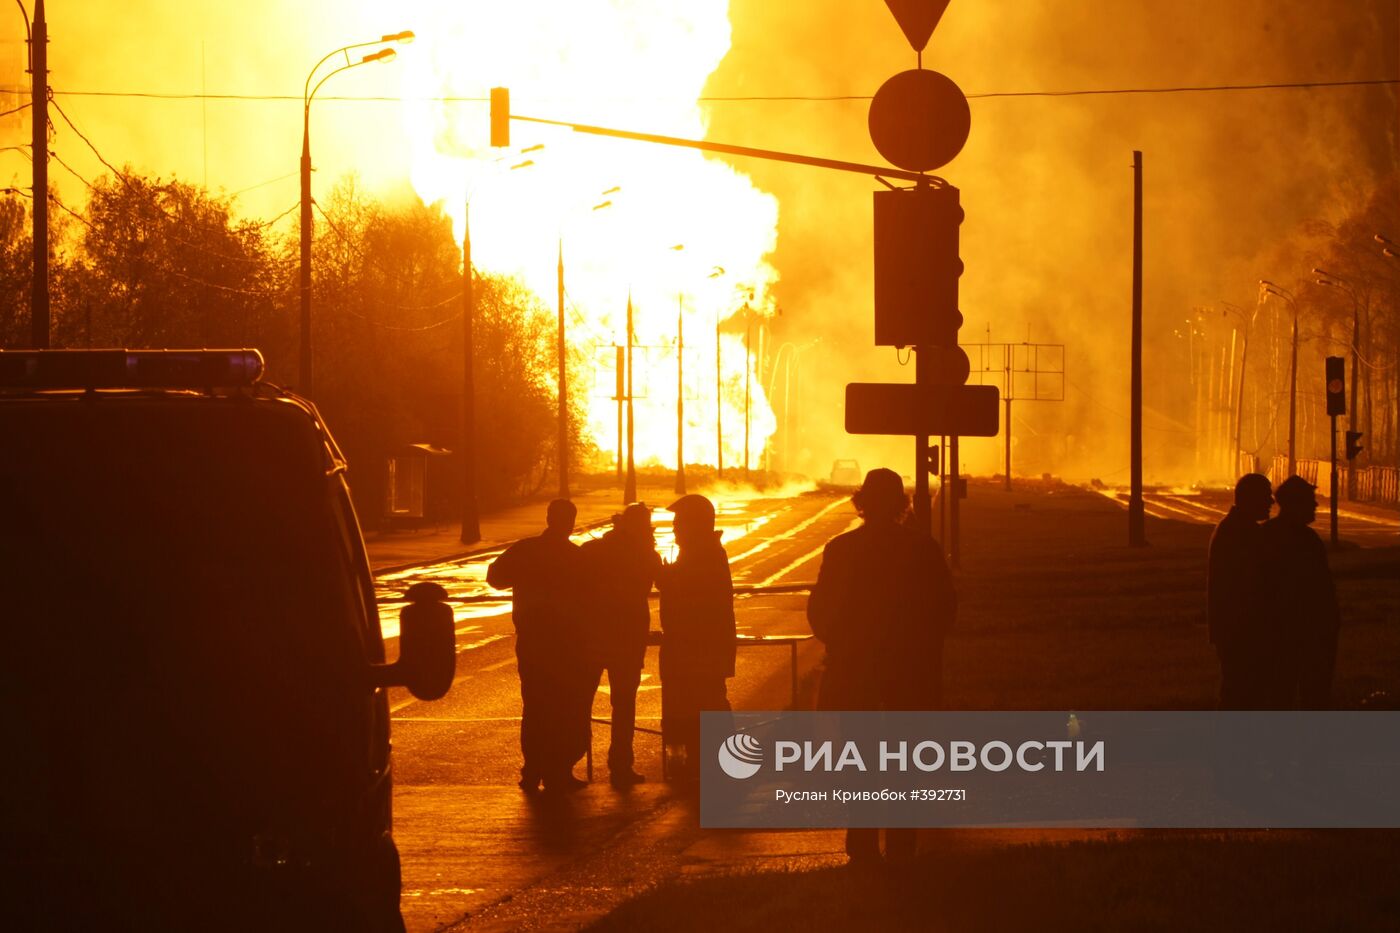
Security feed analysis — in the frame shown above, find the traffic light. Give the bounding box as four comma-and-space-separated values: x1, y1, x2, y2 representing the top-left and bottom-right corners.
873, 183, 963, 347
1325, 356, 1346, 416
1346, 431, 1364, 460
489, 87, 510, 147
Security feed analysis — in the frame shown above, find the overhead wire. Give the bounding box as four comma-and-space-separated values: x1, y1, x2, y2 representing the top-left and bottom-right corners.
23, 77, 1400, 105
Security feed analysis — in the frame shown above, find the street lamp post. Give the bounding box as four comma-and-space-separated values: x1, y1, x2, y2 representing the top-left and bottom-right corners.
299, 31, 412, 396
1219, 300, 1259, 476
1260, 280, 1298, 476
665, 244, 686, 495
624, 292, 636, 503
459, 153, 536, 544
556, 185, 617, 500
710, 266, 727, 480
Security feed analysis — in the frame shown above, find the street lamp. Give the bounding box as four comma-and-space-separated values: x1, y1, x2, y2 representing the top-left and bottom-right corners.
708, 266, 728, 479
459, 153, 536, 543
554, 183, 618, 500
1218, 300, 1259, 478
299, 31, 412, 395
667, 243, 687, 495
1260, 280, 1298, 475
1376, 233, 1397, 260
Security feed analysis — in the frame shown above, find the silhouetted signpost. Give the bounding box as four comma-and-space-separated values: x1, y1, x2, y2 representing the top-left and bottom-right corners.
1325, 355, 1345, 545
843, 0, 997, 564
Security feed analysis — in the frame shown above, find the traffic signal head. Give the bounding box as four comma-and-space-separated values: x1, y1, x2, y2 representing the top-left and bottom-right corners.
1325, 356, 1346, 416
1345, 430, 1364, 460
873, 183, 963, 348
489, 87, 510, 147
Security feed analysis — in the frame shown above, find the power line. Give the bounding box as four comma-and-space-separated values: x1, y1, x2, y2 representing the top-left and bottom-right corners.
50, 100, 297, 263
0, 101, 33, 117
18, 76, 1398, 106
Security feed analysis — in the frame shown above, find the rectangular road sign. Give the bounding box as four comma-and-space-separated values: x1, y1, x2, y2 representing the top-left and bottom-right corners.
845, 382, 999, 437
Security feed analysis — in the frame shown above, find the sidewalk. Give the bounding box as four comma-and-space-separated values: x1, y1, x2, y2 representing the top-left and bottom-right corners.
365, 481, 684, 572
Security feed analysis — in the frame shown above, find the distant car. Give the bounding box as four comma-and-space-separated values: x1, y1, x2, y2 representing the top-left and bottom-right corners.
0, 349, 454, 931
829, 459, 863, 488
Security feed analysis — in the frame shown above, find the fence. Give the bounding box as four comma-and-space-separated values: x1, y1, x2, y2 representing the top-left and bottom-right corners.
1267, 454, 1400, 506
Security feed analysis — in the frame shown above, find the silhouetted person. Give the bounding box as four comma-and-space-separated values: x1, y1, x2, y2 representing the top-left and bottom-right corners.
1261, 476, 1341, 708
1207, 473, 1273, 708
580, 503, 661, 786
656, 494, 736, 781
807, 468, 956, 865
487, 499, 588, 792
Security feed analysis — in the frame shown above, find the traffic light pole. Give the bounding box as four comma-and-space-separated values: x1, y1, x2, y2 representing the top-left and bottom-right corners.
1330, 414, 1338, 546
950, 434, 961, 569
912, 345, 932, 535
1003, 396, 1013, 491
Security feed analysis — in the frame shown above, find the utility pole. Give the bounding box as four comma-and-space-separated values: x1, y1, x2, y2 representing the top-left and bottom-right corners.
29, 0, 48, 349
675, 293, 686, 495
557, 240, 569, 499
615, 345, 625, 481
459, 207, 480, 543
1287, 305, 1298, 476
1128, 150, 1146, 547
1002, 344, 1012, 491
624, 293, 637, 503
743, 312, 752, 482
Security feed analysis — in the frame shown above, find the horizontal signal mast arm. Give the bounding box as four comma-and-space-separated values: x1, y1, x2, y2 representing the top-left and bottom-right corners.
510, 114, 941, 185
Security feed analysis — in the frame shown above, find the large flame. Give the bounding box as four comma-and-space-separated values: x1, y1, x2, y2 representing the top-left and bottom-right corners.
399, 1, 779, 471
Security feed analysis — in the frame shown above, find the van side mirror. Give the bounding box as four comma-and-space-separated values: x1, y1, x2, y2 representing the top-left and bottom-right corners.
372, 581, 455, 700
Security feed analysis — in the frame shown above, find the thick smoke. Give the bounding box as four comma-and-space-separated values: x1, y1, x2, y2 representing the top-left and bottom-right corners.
703, 0, 1398, 485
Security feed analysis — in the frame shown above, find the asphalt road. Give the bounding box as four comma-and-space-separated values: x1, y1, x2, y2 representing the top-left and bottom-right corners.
1111, 488, 1399, 547
377, 490, 856, 932
376, 484, 1397, 931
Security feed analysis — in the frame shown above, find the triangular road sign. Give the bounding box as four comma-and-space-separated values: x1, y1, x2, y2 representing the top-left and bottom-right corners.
884, 0, 951, 53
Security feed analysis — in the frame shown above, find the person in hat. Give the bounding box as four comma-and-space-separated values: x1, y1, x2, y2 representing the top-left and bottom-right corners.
1207, 473, 1274, 708
487, 499, 590, 792
807, 467, 956, 865
1260, 475, 1340, 708
578, 502, 662, 786
656, 494, 736, 781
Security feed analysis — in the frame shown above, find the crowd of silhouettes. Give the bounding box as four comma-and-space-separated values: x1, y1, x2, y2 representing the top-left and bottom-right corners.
488, 466, 1342, 864
489, 494, 738, 790
1208, 473, 1340, 709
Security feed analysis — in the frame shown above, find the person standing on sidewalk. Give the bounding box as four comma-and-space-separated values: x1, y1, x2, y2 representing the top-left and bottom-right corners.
1207, 473, 1273, 708
487, 499, 589, 792
807, 468, 957, 866
656, 494, 736, 782
579, 503, 661, 787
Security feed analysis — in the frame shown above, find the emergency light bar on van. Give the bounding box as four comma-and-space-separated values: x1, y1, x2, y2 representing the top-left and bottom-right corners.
0, 349, 265, 390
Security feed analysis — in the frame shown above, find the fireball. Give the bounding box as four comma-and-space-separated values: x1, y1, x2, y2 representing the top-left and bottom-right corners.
400, 1, 780, 471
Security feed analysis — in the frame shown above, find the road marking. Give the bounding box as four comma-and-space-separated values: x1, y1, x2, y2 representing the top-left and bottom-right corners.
726, 497, 849, 565
390, 715, 663, 723
748, 517, 861, 588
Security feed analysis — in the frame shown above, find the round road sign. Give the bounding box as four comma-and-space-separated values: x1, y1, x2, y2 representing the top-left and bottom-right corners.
868, 69, 970, 172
